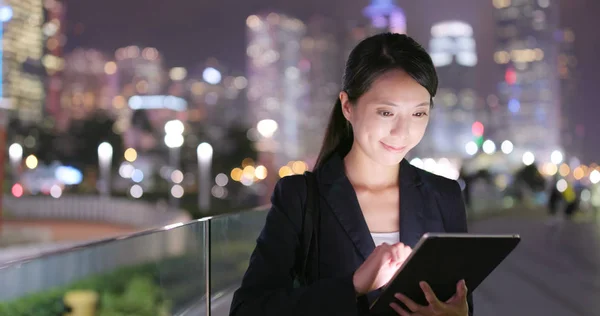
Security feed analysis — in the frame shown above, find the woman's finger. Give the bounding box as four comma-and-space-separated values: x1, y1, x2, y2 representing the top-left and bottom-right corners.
420, 281, 443, 309
394, 293, 422, 313
389, 302, 413, 316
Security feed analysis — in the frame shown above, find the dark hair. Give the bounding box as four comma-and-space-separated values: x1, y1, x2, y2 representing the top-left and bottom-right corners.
314, 32, 438, 169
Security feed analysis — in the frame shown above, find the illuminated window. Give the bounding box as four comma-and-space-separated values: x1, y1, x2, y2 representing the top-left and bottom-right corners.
429, 21, 477, 67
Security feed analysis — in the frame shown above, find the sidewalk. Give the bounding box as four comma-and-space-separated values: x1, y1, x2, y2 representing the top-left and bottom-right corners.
471, 213, 599, 316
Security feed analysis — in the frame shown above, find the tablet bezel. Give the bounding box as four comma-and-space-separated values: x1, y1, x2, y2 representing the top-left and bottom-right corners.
369, 233, 520, 313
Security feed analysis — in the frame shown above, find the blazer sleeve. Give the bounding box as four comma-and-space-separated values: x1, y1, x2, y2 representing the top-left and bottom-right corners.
446, 180, 474, 316
229, 176, 362, 316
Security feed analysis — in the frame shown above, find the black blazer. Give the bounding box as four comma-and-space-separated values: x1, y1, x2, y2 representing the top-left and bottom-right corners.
230, 154, 474, 316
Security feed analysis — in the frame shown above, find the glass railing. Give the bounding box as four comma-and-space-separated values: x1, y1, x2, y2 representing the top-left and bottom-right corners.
0, 206, 270, 316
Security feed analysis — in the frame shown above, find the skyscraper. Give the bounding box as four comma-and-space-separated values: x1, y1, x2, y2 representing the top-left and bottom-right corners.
300, 16, 341, 161
60, 49, 114, 120
246, 13, 308, 165
3, 0, 45, 123
362, 0, 407, 34
556, 28, 580, 160
115, 46, 164, 98
43, 0, 66, 119
414, 20, 479, 160
493, 0, 561, 163
344, 0, 406, 61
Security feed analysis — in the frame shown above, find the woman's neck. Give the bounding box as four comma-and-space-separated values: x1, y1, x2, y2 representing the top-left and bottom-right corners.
343, 145, 400, 190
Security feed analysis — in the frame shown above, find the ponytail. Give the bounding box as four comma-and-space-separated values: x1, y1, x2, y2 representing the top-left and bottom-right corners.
314, 97, 354, 170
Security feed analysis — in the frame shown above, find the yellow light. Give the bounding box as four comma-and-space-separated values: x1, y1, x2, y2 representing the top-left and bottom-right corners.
25, 155, 38, 169
573, 167, 584, 180
136, 80, 149, 93
124, 148, 137, 162
242, 158, 255, 168
255, 165, 268, 180
192, 82, 206, 95
104, 62, 117, 75
246, 15, 261, 28
559, 163, 570, 177
231, 168, 243, 181
292, 161, 307, 174
279, 166, 293, 178
169, 67, 187, 81
112, 96, 126, 109
243, 166, 256, 179
543, 163, 558, 176
493, 0, 511, 9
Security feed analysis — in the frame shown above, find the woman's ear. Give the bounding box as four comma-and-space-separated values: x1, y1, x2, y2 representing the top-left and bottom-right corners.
340, 91, 352, 123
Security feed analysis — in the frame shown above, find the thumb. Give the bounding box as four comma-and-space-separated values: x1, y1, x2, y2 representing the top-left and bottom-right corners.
447, 280, 467, 304
457, 279, 467, 297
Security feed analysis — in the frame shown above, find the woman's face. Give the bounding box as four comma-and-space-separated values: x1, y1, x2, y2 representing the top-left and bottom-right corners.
341, 70, 431, 166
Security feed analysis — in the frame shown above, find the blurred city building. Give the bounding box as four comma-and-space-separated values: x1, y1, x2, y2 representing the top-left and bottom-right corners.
493, 0, 562, 164
245, 12, 309, 167
414, 20, 479, 162
115, 45, 165, 151
300, 16, 341, 162
556, 28, 581, 160
345, 0, 407, 61
3, 0, 45, 123
59, 49, 116, 122
43, 0, 66, 119
184, 59, 247, 130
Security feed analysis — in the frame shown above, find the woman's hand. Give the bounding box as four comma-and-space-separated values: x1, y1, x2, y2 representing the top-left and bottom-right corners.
390, 280, 469, 316
353, 242, 412, 295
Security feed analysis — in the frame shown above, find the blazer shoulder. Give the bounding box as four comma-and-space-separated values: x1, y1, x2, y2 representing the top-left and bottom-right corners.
270, 174, 309, 229
274, 174, 308, 198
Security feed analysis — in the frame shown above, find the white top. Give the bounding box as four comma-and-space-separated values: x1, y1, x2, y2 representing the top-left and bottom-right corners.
371, 231, 400, 247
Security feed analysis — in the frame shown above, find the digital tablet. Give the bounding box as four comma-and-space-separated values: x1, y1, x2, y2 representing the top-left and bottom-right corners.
369, 233, 521, 315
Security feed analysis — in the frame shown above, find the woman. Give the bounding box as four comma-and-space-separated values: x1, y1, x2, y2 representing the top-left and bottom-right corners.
230, 33, 472, 316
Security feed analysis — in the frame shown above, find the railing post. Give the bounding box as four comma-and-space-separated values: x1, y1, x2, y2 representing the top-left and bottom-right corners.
204, 219, 211, 316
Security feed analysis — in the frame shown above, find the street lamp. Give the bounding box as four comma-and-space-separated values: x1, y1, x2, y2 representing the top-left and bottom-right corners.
257, 119, 278, 139
464, 141, 478, 156
482, 140, 496, 155
500, 140, 513, 154
197, 142, 213, 214
8, 143, 22, 167
522, 151, 535, 166
256, 119, 278, 204
8, 143, 23, 184
550, 150, 563, 165
164, 120, 184, 209
98, 142, 113, 197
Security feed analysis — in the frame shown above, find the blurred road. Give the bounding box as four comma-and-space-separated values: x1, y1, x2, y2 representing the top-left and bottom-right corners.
2, 219, 137, 242
205, 208, 599, 316
0, 219, 139, 263
472, 210, 599, 316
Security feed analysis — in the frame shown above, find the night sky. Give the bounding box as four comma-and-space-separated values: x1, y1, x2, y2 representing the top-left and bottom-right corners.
64, 0, 599, 162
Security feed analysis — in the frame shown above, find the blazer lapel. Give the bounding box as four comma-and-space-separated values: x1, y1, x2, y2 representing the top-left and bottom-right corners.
317, 154, 375, 261
315, 155, 427, 260
399, 159, 427, 248
324, 180, 376, 261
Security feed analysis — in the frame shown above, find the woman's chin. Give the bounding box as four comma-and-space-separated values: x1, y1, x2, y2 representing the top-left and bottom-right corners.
371, 150, 406, 166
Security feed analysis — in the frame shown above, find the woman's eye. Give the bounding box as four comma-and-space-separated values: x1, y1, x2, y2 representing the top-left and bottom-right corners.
379, 111, 393, 117
414, 112, 428, 118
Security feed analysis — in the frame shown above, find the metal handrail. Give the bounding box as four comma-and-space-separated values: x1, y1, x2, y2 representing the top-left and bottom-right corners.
0, 204, 270, 271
